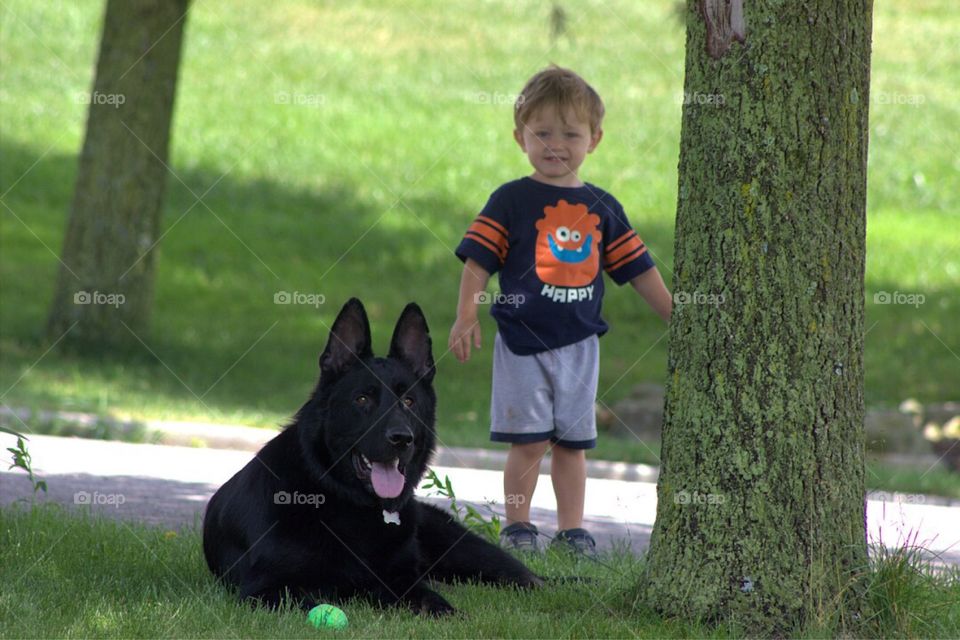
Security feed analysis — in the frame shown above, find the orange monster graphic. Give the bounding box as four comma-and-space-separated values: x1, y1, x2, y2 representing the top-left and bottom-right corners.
534, 199, 601, 288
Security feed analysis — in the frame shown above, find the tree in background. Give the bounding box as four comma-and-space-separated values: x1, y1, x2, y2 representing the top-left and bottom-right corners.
47, 0, 190, 348
640, 0, 873, 633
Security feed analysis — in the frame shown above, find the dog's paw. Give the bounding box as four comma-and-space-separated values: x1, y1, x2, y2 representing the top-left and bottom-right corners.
419, 592, 456, 617
510, 572, 545, 589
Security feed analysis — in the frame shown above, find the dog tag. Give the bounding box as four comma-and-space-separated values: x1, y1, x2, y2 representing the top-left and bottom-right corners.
382, 510, 400, 525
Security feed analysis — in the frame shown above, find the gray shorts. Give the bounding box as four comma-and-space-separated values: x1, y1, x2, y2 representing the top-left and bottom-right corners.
490, 333, 599, 450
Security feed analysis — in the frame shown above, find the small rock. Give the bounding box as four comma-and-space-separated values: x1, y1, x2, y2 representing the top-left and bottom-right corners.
944, 416, 960, 440
919, 410, 960, 474
898, 398, 924, 424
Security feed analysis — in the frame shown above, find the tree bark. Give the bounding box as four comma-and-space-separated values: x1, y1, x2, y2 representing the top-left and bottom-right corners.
641, 0, 873, 633
46, 0, 189, 348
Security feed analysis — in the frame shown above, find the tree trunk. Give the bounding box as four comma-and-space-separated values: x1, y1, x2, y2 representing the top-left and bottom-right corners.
46, 0, 189, 348
641, 0, 873, 633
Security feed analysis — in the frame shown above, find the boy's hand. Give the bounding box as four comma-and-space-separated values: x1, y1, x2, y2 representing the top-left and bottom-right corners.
630, 268, 673, 323
449, 315, 482, 362
450, 258, 490, 362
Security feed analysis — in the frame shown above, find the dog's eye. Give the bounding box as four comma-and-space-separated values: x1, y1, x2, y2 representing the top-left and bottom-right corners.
402, 397, 415, 408
354, 395, 369, 406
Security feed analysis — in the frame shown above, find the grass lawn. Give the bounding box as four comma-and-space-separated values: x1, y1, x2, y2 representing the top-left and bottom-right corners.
0, 1, 957, 474
865, 459, 960, 500
2, 503, 959, 638
0, 504, 710, 639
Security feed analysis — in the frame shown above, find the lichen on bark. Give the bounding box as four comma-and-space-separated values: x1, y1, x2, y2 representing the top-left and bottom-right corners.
640, 0, 873, 633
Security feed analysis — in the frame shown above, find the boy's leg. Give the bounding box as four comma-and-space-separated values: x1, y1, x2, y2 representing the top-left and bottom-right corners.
550, 444, 587, 530
490, 332, 553, 527
503, 440, 550, 525
545, 334, 598, 534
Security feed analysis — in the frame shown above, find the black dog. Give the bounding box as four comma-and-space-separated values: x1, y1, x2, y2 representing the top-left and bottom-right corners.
203, 298, 541, 614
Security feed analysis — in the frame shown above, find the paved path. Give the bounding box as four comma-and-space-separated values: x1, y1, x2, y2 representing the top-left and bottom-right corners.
2, 435, 958, 567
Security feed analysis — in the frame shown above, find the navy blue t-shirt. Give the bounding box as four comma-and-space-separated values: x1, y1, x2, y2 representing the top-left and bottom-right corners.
455, 177, 655, 355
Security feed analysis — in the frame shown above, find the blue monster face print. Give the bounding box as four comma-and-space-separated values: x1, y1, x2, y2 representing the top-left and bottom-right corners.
548, 231, 593, 263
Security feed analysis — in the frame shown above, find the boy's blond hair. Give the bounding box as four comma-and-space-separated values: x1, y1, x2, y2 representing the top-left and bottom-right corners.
514, 65, 605, 134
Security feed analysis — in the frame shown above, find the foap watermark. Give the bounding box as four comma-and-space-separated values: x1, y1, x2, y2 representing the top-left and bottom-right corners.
274, 91, 327, 108
76, 91, 126, 108
274, 291, 326, 307
874, 91, 926, 107
874, 291, 924, 308
74, 491, 126, 508
872, 491, 926, 505
676, 90, 725, 106
274, 490, 326, 508
674, 490, 725, 506
673, 290, 726, 307
474, 291, 525, 308
505, 493, 527, 506
74, 290, 125, 308
467, 91, 524, 106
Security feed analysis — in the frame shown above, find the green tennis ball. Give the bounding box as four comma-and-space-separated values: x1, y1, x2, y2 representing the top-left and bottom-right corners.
307, 604, 348, 630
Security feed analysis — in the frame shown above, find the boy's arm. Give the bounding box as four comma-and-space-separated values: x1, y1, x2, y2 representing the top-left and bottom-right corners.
629, 267, 672, 323
449, 258, 491, 362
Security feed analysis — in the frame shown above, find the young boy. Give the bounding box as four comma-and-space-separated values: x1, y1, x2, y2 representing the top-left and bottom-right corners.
449, 66, 672, 554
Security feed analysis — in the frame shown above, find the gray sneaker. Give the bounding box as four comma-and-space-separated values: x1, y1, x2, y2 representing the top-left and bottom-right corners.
500, 521, 541, 552
551, 528, 597, 557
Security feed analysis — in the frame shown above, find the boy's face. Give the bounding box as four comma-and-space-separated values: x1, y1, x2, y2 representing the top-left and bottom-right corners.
514, 105, 602, 188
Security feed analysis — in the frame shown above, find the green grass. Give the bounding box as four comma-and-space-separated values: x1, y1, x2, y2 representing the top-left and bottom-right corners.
2, 504, 958, 638
1, 1, 958, 456
865, 459, 960, 500
855, 530, 960, 638
0, 504, 712, 639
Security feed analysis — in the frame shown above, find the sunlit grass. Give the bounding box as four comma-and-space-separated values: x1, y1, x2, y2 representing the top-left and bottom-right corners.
0, 1, 957, 458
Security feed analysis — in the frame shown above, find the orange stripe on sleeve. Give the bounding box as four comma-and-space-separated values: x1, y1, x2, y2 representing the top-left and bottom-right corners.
465, 231, 505, 261
605, 229, 636, 253
467, 219, 508, 258
477, 215, 508, 237
604, 235, 643, 266
606, 244, 648, 272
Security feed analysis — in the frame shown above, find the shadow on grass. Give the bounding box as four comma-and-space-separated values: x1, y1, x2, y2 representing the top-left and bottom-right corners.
0, 139, 678, 429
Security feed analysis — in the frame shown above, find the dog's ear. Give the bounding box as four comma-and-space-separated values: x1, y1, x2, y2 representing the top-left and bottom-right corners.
320, 298, 373, 377
389, 303, 435, 382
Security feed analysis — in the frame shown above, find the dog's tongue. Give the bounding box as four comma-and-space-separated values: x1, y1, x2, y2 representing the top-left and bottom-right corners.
370, 460, 405, 498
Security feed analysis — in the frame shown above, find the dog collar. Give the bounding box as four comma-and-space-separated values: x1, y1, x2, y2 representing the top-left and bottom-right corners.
382, 510, 400, 525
